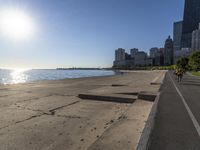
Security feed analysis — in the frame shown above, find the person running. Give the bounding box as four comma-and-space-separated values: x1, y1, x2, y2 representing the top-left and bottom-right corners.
176, 68, 184, 82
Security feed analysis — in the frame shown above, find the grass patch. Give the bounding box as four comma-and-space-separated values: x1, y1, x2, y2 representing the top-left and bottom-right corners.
191, 71, 200, 76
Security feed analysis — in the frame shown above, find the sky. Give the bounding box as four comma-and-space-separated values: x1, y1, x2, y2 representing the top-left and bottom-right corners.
0, 0, 184, 69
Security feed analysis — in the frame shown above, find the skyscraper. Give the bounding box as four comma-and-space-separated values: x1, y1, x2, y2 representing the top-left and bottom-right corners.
173, 21, 182, 51
181, 0, 200, 48
164, 36, 173, 66
173, 21, 183, 64
192, 24, 200, 51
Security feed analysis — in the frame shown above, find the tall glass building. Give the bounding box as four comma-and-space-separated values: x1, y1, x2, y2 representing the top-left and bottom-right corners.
181, 0, 200, 48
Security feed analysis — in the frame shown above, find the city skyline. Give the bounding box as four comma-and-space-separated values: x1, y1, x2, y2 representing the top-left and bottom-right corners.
181, 0, 200, 48
0, 0, 184, 69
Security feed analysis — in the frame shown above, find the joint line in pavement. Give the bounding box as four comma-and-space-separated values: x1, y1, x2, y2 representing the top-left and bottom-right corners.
169, 72, 200, 137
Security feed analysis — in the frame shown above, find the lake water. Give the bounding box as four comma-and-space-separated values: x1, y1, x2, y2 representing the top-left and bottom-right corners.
0, 69, 116, 85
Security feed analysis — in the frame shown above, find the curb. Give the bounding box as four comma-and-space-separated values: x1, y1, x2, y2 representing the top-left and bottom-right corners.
78, 93, 136, 103
136, 92, 160, 150
150, 71, 166, 85
138, 91, 157, 102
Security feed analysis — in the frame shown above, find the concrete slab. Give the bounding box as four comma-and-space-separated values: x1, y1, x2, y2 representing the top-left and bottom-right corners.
0, 101, 130, 150
0, 70, 165, 150
138, 91, 157, 102
88, 100, 153, 150
0, 92, 52, 108
150, 71, 166, 85
15, 95, 80, 114
78, 93, 137, 103
0, 106, 42, 129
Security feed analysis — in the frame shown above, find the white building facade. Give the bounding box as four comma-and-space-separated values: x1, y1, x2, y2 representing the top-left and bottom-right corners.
115, 48, 125, 61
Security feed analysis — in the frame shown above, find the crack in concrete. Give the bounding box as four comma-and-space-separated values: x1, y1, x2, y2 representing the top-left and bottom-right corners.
49, 101, 80, 115
0, 114, 43, 130
0, 125, 10, 130
87, 105, 132, 149
0, 101, 81, 130
15, 105, 51, 115
56, 114, 81, 119
15, 114, 43, 124
15, 100, 80, 116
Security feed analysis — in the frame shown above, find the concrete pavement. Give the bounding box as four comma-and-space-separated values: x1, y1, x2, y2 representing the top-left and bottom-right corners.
0, 71, 165, 150
148, 71, 200, 150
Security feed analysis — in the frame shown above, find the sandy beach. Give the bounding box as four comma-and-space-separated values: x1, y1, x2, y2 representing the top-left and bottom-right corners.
0, 70, 165, 150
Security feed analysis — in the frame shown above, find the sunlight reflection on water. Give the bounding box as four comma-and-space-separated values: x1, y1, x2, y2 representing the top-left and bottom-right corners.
10, 69, 29, 84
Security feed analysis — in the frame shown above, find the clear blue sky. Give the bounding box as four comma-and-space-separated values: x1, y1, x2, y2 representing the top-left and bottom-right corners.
0, 0, 184, 69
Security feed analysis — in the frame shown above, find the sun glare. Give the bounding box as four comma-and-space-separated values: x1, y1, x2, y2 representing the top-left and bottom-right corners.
10, 68, 30, 84
0, 9, 35, 40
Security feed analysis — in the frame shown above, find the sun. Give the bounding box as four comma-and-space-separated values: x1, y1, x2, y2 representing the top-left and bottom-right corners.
0, 9, 35, 40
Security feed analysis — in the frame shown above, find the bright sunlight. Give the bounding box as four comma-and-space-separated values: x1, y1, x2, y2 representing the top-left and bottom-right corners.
0, 8, 35, 40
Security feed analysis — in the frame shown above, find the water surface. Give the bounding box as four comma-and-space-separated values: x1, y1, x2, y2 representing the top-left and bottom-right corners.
0, 69, 115, 85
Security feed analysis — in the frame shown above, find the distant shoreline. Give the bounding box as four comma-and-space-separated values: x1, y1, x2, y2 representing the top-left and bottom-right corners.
56, 68, 112, 70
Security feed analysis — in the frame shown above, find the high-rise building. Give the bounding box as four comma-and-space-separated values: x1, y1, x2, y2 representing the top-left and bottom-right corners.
149, 47, 159, 58
115, 48, 125, 61
155, 48, 164, 66
192, 24, 200, 51
164, 36, 173, 66
130, 48, 139, 58
149, 47, 159, 66
113, 48, 134, 68
181, 0, 200, 48
134, 51, 147, 66
113, 48, 152, 68
125, 52, 131, 60
173, 21, 183, 51
173, 21, 183, 63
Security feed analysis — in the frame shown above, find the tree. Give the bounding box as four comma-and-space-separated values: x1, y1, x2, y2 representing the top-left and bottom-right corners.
176, 57, 189, 70
189, 51, 200, 71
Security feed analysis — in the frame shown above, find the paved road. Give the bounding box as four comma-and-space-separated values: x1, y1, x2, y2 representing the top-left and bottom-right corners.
148, 71, 200, 150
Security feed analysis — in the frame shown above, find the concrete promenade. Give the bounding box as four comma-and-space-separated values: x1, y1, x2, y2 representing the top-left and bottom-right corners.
0, 71, 164, 150
148, 71, 200, 150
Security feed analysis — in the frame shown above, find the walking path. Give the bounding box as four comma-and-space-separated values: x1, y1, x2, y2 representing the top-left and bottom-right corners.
148, 71, 200, 150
